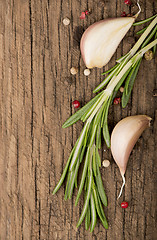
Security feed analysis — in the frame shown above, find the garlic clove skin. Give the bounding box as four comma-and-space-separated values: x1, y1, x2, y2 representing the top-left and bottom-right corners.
80, 17, 135, 69
111, 115, 152, 175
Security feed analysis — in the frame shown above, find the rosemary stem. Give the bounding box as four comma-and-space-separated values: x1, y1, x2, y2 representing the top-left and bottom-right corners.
88, 93, 109, 122
106, 39, 157, 93
130, 16, 157, 56
117, 16, 157, 63
69, 121, 89, 171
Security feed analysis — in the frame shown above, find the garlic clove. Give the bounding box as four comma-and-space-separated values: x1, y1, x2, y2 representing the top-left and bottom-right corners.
111, 115, 151, 198
111, 115, 151, 174
80, 17, 135, 69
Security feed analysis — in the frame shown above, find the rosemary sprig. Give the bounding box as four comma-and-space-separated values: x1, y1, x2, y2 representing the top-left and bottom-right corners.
53, 16, 157, 231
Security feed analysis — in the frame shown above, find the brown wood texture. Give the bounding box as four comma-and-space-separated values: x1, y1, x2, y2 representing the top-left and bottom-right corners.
0, 0, 157, 239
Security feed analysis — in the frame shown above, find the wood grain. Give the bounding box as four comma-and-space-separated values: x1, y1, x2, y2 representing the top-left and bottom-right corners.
0, 0, 156, 239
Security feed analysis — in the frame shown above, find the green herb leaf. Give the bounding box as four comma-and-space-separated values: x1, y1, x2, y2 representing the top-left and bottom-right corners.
75, 147, 90, 206
52, 147, 75, 195
85, 199, 91, 230
90, 191, 97, 232
136, 26, 148, 35
69, 159, 80, 198
93, 187, 108, 229
95, 147, 101, 167
92, 146, 97, 177
94, 64, 120, 93
77, 170, 93, 228
95, 162, 107, 207
133, 14, 157, 26
81, 92, 105, 122
153, 30, 157, 54
97, 189, 108, 228
122, 58, 142, 108
64, 171, 71, 200
96, 123, 101, 149
69, 122, 90, 171
101, 63, 119, 75
102, 97, 112, 148
62, 92, 103, 128
141, 25, 157, 48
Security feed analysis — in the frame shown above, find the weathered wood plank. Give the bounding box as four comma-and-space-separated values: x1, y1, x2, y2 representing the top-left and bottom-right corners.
0, 0, 156, 239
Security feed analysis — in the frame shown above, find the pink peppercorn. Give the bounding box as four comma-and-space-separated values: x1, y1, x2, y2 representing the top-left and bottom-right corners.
121, 11, 127, 17
113, 97, 121, 105
85, 10, 89, 15
124, 0, 132, 6
121, 201, 128, 208
80, 12, 86, 19
72, 100, 80, 108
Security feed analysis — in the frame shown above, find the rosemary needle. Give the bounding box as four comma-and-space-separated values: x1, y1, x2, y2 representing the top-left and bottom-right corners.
76, 169, 93, 228
85, 199, 91, 230
75, 147, 90, 206
90, 191, 97, 232
136, 26, 147, 35
133, 14, 157, 26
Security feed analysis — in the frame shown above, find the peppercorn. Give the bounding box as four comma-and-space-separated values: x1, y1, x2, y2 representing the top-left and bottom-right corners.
70, 67, 78, 75
124, 0, 132, 6
85, 10, 89, 15
120, 87, 124, 93
102, 160, 110, 168
63, 17, 70, 26
113, 97, 121, 105
121, 12, 127, 17
80, 12, 85, 19
121, 201, 128, 208
72, 100, 80, 109
144, 50, 153, 61
84, 69, 91, 76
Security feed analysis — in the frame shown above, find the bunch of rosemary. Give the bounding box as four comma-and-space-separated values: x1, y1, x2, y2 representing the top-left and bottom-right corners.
53, 15, 157, 231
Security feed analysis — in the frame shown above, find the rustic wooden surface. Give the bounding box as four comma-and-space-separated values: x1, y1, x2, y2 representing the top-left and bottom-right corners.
0, 0, 157, 239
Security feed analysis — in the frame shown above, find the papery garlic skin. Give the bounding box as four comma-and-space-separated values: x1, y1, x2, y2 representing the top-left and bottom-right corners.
111, 115, 151, 198
80, 17, 135, 69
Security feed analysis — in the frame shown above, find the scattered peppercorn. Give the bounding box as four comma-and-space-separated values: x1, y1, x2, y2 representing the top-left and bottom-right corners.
120, 87, 124, 93
72, 100, 80, 109
114, 97, 121, 105
70, 67, 78, 75
84, 68, 91, 76
80, 12, 86, 19
121, 11, 127, 17
63, 17, 70, 26
102, 160, 110, 168
144, 50, 153, 61
124, 0, 132, 5
85, 10, 89, 15
121, 201, 128, 208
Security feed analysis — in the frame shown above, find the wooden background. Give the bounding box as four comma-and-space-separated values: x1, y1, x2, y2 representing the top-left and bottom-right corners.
0, 0, 157, 239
